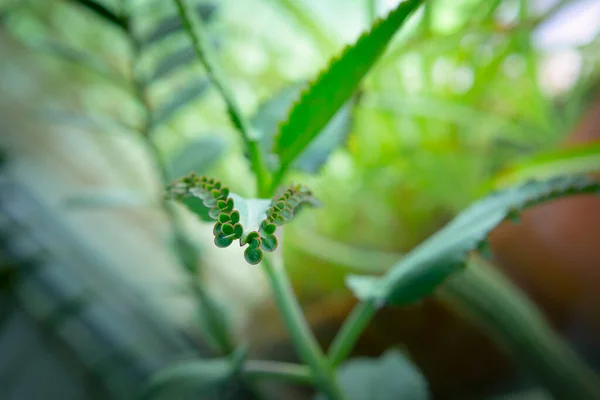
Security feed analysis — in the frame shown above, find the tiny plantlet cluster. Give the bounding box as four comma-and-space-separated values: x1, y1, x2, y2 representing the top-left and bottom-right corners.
18, 0, 600, 399
166, 172, 320, 264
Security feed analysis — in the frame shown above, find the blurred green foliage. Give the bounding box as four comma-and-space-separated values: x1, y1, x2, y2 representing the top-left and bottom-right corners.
2, 0, 599, 293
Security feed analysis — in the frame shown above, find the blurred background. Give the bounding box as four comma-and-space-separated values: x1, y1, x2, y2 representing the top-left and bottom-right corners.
1, 0, 599, 399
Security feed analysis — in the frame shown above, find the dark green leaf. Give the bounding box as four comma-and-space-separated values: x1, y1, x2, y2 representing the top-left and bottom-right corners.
251, 82, 354, 173
139, 356, 234, 399
274, 0, 422, 170
68, 0, 128, 31
167, 136, 227, 180
347, 176, 600, 306
151, 79, 210, 127
141, 3, 217, 48
315, 350, 429, 400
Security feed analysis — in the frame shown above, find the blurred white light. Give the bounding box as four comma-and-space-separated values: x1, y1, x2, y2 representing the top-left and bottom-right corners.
534, 0, 600, 50
539, 49, 583, 96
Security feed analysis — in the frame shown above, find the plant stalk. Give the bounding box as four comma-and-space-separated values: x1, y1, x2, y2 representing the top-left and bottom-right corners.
327, 300, 376, 366
244, 360, 314, 385
173, 0, 271, 197
261, 254, 347, 400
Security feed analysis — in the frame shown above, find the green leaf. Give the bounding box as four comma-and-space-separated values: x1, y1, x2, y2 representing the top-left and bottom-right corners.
492, 141, 600, 188
38, 108, 136, 134
139, 356, 236, 399
146, 46, 196, 83
274, 0, 422, 170
251, 82, 355, 173
151, 79, 210, 128
167, 136, 227, 180
141, 3, 217, 48
315, 350, 429, 400
347, 176, 600, 306
25, 39, 128, 88
68, 0, 128, 31
166, 174, 319, 264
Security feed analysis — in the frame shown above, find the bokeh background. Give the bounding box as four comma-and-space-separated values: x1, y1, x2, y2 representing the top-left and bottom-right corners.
1, 0, 599, 399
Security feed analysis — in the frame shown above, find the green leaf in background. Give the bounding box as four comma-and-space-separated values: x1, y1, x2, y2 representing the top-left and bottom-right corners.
140, 2, 217, 48
63, 190, 149, 209
166, 174, 319, 264
273, 0, 422, 171
167, 136, 227, 180
23, 39, 129, 88
492, 141, 600, 188
151, 79, 210, 128
146, 46, 197, 84
251, 82, 355, 173
347, 176, 600, 307
68, 0, 128, 31
139, 352, 240, 400
315, 349, 429, 400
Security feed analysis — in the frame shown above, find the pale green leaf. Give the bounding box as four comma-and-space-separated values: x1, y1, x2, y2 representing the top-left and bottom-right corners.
315, 350, 429, 400
347, 176, 600, 306
228, 193, 271, 242
274, 0, 422, 170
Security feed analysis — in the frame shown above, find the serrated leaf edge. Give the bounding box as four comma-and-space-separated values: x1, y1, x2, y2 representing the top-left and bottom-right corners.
273, 0, 422, 167
166, 173, 319, 265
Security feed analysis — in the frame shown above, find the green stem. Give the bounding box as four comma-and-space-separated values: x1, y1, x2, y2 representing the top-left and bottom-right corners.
441, 255, 600, 399
261, 254, 347, 400
327, 301, 377, 367
173, 0, 271, 197
244, 360, 314, 385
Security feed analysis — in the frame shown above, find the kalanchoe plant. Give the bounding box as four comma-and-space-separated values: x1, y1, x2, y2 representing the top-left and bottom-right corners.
166, 172, 320, 264
20, 0, 600, 399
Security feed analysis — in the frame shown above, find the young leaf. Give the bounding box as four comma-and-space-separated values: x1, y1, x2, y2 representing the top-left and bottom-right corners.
251, 82, 355, 173
166, 174, 319, 264
346, 176, 600, 307
151, 79, 210, 128
274, 0, 422, 171
167, 136, 227, 180
315, 350, 429, 400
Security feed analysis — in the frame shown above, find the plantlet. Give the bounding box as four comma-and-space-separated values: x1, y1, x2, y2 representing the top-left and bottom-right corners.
166, 172, 320, 264
9, 0, 600, 399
